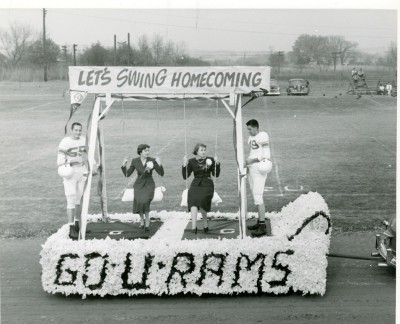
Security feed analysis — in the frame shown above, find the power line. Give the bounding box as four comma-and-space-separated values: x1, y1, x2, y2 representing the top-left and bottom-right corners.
46, 9, 395, 32
46, 10, 396, 40
43, 8, 47, 82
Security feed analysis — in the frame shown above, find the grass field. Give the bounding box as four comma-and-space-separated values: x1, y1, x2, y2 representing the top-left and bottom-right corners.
0, 80, 396, 238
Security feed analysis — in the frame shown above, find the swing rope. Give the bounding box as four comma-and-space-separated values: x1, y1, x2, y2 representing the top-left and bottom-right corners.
156, 95, 160, 138
120, 97, 137, 194
183, 94, 188, 190
155, 95, 165, 191
214, 99, 219, 186
122, 98, 130, 187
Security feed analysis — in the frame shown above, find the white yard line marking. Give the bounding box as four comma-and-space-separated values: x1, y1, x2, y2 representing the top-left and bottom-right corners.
151, 218, 189, 242
369, 136, 396, 156
0, 146, 55, 177
313, 98, 329, 108
314, 98, 395, 156
363, 96, 384, 106
155, 121, 193, 156
21, 102, 52, 112
263, 100, 284, 196
272, 162, 284, 196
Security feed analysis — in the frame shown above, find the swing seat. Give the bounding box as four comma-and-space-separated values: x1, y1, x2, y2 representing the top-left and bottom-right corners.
180, 188, 222, 207
122, 186, 166, 202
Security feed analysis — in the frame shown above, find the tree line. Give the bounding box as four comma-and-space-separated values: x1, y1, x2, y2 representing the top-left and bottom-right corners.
0, 22, 397, 75
0, 22, 209, 70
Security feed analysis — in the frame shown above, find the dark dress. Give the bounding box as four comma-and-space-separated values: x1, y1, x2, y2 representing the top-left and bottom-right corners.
182, 157, 221, 212
121, 157, 164, 214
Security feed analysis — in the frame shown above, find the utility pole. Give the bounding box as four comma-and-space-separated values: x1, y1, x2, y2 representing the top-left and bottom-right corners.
277, 51, 284, 74
62, 45, 68, 80
332, 51, 341, 72
43, 8, 47, 82
62, 45, 67, 63
114, 34, 117, 65
127, 33, 131, 65
73, 44, 77, 66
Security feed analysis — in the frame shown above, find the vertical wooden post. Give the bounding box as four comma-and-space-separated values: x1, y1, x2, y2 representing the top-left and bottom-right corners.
80, 97, 101, 240
97, 107, 108, 220
234, 94, 247, 238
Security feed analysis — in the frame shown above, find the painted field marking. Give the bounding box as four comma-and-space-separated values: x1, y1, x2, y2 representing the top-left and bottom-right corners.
369, 136, 396, 156
264, 186, 274, 192
151, 218, 189, 242
220, 228, 235, 234
313, 97, 395, 157
0, 146, 55, 177
313, 97, 329, 108
263, 100, 284, 196
21, 102, 52, 112
284, 185, 304, 192
155, 120, 193, 156
363, 96, 384, 106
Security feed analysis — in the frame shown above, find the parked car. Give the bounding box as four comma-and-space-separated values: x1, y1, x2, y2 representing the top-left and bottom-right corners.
287, 79, 310, 95
267, 79, 280, 96
371, 217, 396, 267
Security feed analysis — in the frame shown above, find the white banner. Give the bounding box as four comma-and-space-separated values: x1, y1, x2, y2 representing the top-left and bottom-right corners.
69, 66, 270, 95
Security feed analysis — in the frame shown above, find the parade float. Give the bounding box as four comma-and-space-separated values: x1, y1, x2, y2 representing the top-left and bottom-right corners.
40, 66, 331, 297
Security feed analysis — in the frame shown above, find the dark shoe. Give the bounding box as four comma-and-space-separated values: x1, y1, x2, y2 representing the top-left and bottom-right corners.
145, 226, 150, 232
204, 227, 209, 233
74, 221, 80, 232
191, 227, 198, 234
247, 220, 260, 230
251, 223, 268, 237
140, 224, 144, 229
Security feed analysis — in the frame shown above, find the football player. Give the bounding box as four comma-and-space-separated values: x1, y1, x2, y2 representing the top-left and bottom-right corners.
57, 122, 88, 230
245, 119, 273, 237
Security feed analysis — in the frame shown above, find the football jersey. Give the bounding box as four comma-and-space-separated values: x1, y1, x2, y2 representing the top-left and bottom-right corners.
57, 136, 86, 165
248, 131, 271, 161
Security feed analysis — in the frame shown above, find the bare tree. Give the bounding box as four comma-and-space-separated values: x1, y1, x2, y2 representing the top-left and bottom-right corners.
0, 22, 32, 67
386, 42, 397, 68
151, 34, 164, 65
174, 41, 187, 63
328, 36, 358, 65
136, 35, 153, 65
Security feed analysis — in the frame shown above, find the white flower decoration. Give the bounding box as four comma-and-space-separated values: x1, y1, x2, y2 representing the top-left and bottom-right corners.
146, 161, 154, 169
40, 192, 331, 298
206, 158, 212, 166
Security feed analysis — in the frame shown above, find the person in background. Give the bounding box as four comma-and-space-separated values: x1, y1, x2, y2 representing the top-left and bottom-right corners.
351, 67, 358, 85
358, 68, 365, 83
377, 81, 385, 95
386, 82, 393, 96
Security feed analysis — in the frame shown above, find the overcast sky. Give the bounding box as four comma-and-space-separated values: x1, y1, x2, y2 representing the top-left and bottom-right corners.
0, 7, 397, 55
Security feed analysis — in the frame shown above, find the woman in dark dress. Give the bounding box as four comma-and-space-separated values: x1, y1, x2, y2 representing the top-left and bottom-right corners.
182, 143, 221, 233
122, 144, 164, 231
